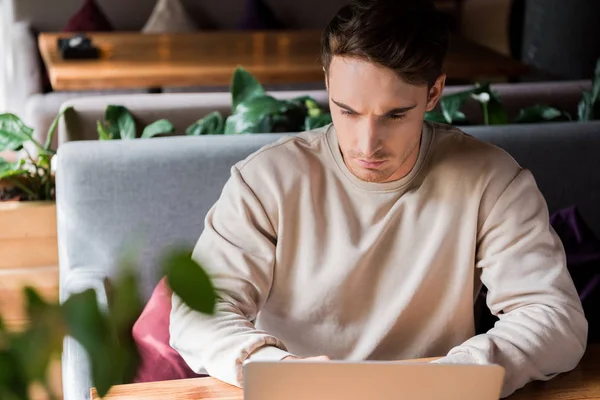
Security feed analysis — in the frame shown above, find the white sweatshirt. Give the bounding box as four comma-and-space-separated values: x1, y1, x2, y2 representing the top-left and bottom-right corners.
170, 122, 587, 397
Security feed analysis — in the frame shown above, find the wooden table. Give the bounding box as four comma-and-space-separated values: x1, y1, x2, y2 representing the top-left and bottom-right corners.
91, 345, 599, 400
38, 31, 528, 91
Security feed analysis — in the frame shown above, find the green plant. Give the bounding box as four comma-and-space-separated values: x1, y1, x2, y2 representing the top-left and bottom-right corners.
0, 246, 216, 400
578, 58, 600, 121
97, 105, 175, 140
0, 108, 72, 201
98, 67, 332, 139
425, 83, 507, 125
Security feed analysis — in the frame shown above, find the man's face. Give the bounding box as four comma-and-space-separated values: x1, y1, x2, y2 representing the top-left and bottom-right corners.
327, 56, 445, 183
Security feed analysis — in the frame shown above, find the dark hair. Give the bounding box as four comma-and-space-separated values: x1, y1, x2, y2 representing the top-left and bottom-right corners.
321, 0, 449, 87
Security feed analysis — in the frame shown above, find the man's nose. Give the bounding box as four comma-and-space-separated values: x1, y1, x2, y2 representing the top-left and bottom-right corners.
358, 120, 383, 157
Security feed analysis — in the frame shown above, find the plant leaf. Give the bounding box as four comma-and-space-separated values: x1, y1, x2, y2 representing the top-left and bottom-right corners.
515, 105, 571, 123
424, 111, 448, 123
0, 159, 27, 181
591, 58, 600, 103
105, 105, 137, 140
61, 289, 120, 397
0, 114, 34, 152
231, 67, 266, 113
163, 249, 216, 315
224, 95, 284, 134
578, 91, 594, 121
304, 113, 332, 131
44, 106, 73, 151
471, 83, 508, 125
439, 89, 473, 124
141, 119, 175, 138
105, 267, 143, 385
12, 288, 65, 385
186, 112, 225, 135
0, 350, 29, 400
97, 121, 113, 140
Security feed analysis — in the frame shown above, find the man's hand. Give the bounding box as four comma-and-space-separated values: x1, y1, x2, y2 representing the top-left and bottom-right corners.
283, 355, 331, 361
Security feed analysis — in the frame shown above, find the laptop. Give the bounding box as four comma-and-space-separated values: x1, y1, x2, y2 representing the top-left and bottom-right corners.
243, 360, 505, 400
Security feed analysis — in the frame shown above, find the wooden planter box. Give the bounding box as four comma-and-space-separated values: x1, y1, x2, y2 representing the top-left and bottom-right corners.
0, 200, 62, 398
0, 200, 59, 325
0, 201, 58, 269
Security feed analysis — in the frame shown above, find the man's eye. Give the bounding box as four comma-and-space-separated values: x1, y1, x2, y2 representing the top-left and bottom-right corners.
340, 110, 354, 116
388, 114, 406, 121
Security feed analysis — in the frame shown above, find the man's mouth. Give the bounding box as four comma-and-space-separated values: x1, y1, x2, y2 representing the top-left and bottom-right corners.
356, 159, 386, 169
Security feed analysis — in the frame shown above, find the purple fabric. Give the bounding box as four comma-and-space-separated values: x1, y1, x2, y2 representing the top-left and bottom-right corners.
64, 0, 114, 32
550, 205, 600, 268
237, 0, 283, 30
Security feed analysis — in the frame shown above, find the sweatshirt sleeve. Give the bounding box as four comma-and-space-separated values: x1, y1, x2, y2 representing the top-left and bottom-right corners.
433, 169, 588, 398
169, 166, 293, 387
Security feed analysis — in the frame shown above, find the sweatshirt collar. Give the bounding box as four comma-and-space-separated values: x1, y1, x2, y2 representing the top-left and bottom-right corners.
325, 121, 433, 192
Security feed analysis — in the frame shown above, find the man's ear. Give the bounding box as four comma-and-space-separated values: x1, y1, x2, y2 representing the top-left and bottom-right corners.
425, 74, 446, 112
324, 68, 329, 92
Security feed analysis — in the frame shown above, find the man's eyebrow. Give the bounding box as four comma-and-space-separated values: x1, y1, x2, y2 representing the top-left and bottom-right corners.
382, 105, 417, 115
331, 99, 417, 115
331, 99, 358, 113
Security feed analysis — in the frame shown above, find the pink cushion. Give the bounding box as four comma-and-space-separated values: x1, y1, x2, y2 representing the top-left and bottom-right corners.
64, 0, 114, 32
132, 277, 204, 383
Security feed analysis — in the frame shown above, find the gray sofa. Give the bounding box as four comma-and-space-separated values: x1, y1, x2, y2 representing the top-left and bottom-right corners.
58, 80, 592, 144
3, 0, 349, 147
56, 120, 600, 399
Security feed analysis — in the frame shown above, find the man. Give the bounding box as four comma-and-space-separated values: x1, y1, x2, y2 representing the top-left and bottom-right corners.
170, 0, 587, 397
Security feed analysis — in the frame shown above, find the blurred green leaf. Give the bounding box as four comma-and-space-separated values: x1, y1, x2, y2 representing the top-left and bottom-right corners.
61, 289, 118, 397
163, 250, 216, 315
578, 91, 593, 121
424, 111, 448, 123
186, 112, 225, 136
578, 59, 600, 121
97, 121, 113, 140
592, 58, 600, 103
0, 114, 34, 152
106, 268, 143, 385
141, 119, 175, 138
305, 98, 323, 118
225, 95, 285, 134
231, 67, 266, 113
0, 351, 28, 400
473, 83, 508, 125
105, 105, 136, 140
439, 89, 472, 124
9, 287, 64, 400
0, 159, 27, 181
515, 105, 571, 123
44, 106, 73, 151
304, 113, 332, 131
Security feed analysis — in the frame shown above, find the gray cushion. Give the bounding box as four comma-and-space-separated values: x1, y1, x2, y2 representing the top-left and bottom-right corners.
57, 121, 600, 298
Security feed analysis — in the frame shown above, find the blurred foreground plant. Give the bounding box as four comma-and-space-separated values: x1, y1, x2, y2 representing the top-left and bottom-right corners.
0, 247, 216, 399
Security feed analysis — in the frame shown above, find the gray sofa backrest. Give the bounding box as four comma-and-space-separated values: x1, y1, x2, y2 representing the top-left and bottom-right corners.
57, 121, 600, 299
57, 121, 600, 400
8, 0, 350, 31
58, 80, 592, 143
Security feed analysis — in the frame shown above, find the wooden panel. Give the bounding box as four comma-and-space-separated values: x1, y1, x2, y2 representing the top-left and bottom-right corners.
0, 203, 58, 269
38, 31, 528, 91
0, 266, 59, 329
91, 346, 600, 399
